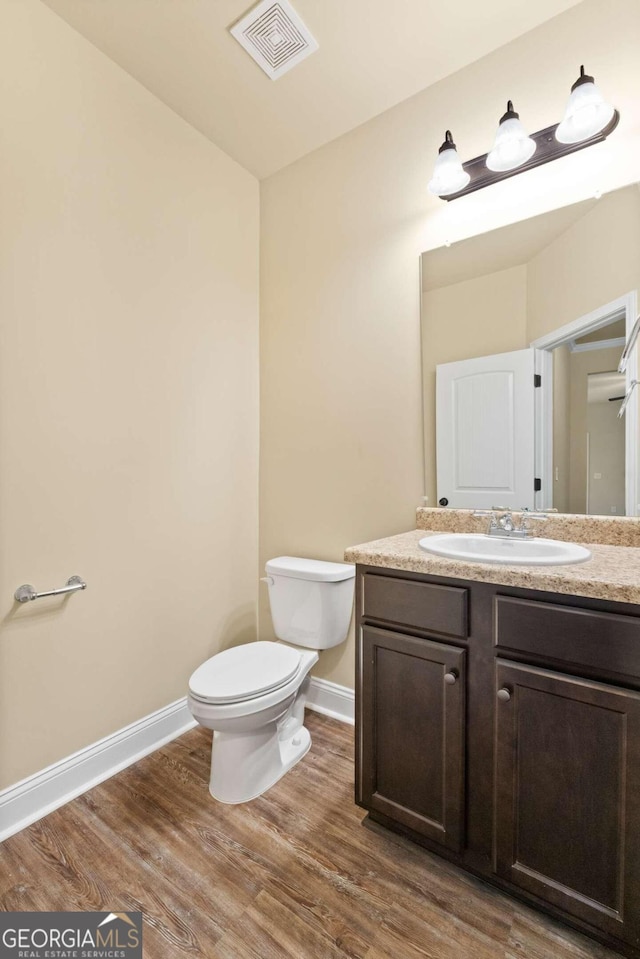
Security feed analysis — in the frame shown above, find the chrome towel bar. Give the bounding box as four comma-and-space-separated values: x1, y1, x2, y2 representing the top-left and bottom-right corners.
14, 575, 87, 604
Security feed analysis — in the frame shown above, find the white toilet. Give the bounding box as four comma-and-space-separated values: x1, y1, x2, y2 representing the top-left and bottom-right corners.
187, 556, 355, 804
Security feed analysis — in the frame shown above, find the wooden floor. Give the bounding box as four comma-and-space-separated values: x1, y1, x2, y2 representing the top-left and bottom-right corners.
0, 713, 624, 959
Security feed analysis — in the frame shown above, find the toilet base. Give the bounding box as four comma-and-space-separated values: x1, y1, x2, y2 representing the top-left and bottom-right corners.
209, 722, 312, 804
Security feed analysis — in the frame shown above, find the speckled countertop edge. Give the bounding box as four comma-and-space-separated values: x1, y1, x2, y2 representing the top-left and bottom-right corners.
416, 507, 640, 547
344, 529, 640, 605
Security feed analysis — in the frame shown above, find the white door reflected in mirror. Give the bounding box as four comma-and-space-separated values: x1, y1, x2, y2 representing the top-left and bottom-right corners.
436, 348, 539, 511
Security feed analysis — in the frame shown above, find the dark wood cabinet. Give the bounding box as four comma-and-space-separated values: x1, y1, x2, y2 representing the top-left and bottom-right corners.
494, 660, 640, 943
359, 625, 465, 850
355, 564, 640, 958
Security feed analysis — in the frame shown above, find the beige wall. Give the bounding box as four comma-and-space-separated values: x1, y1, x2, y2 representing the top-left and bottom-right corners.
527, 187, 640, 343
260, 0, 640, 689
0, 0, 259, 788
552, 345, 571, 513
568, 347, 624, 513
586, 398, 626, 516
421, 267, 528, 505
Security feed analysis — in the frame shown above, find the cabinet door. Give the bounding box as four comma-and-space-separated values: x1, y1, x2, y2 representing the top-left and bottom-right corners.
495, 660, 640, 943
360, 625, 465, 852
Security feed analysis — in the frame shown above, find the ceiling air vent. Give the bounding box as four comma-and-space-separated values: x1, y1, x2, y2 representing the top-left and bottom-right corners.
230, 0, 318, 81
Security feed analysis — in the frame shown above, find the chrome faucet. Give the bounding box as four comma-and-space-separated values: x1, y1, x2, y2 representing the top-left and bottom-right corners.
499, 512, 515, 533
473, 509, 547, 539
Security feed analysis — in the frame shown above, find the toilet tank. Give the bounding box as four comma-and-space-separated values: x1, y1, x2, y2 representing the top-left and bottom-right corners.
264, 557, 356, 649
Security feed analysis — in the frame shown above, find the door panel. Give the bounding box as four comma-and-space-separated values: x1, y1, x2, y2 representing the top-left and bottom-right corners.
360, 626, 465, 851
495, 660, 640, 942
436, 348, 537, 509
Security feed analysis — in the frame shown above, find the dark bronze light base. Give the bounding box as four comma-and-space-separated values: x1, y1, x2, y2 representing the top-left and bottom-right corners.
443, 110, 620, 201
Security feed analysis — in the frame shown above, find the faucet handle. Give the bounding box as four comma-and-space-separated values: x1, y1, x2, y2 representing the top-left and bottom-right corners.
473, 510, 498, 529
519, 510, 548, 531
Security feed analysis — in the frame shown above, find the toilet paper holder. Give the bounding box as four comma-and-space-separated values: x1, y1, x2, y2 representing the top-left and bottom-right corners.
14, 575, 87, 604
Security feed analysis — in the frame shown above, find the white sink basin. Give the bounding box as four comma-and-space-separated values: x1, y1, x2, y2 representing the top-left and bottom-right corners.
418, 533, 591, 567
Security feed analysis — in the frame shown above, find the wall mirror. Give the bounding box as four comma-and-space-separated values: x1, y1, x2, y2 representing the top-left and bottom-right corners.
420, 182, 640, 516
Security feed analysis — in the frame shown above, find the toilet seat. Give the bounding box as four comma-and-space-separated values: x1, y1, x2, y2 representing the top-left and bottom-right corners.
189, 641, 302, 705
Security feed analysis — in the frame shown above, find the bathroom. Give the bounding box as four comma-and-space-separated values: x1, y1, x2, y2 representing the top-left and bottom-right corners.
1, 0, 639, 956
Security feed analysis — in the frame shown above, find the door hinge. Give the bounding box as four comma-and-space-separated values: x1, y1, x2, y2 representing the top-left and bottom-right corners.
534, 374, 542, 388
534, 478, 542, 492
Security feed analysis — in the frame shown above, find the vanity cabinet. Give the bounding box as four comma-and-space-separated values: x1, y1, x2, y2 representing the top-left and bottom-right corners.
360, 625, 465, 851
355, 564, 640, 957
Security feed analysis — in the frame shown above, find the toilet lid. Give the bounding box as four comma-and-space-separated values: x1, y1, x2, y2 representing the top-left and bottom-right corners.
189, 642, 302, 704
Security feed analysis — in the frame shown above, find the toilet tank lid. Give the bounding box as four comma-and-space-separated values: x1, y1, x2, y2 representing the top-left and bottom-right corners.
266, 556, 355, 582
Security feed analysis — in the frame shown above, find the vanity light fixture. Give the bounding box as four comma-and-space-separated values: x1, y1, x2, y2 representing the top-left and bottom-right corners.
556, 66, 616, 144
429, 65, 619, 201
486, 101, 536, 172
427, 131, 470, 197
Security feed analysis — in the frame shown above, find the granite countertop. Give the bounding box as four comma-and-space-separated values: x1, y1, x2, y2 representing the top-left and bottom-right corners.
344, 528, 640, 606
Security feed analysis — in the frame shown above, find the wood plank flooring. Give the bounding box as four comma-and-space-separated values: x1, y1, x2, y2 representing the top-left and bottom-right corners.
0, 713, 625, 958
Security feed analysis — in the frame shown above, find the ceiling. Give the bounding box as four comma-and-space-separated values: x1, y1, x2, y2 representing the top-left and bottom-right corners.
41, 0, 582, 179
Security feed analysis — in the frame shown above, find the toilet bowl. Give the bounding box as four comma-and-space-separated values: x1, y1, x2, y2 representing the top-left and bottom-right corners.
187, 556, 355, 804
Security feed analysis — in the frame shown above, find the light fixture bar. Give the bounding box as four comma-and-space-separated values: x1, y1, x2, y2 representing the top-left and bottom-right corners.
441, 110, 619, 201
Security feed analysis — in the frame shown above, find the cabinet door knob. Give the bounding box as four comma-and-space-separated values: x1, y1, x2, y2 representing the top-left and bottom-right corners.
497, 687, 512, 702
444, 670, 458, 685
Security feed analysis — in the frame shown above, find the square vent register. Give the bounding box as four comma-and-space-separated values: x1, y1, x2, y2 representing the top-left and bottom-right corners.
231, 0, 319, 80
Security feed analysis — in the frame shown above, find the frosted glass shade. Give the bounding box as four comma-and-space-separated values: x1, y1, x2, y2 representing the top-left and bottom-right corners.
428, 139, 470, 197
486, 116, 536, 173
556, 78, 615, 144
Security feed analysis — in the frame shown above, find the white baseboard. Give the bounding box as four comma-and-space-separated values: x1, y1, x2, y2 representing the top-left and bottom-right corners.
0, 679, 354, 843
0, 697, 195, 843
306, 677, 354, 725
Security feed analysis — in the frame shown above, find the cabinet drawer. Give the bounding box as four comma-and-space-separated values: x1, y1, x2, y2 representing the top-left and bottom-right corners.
362, 573, 468, 638
494, 595, 640, 679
